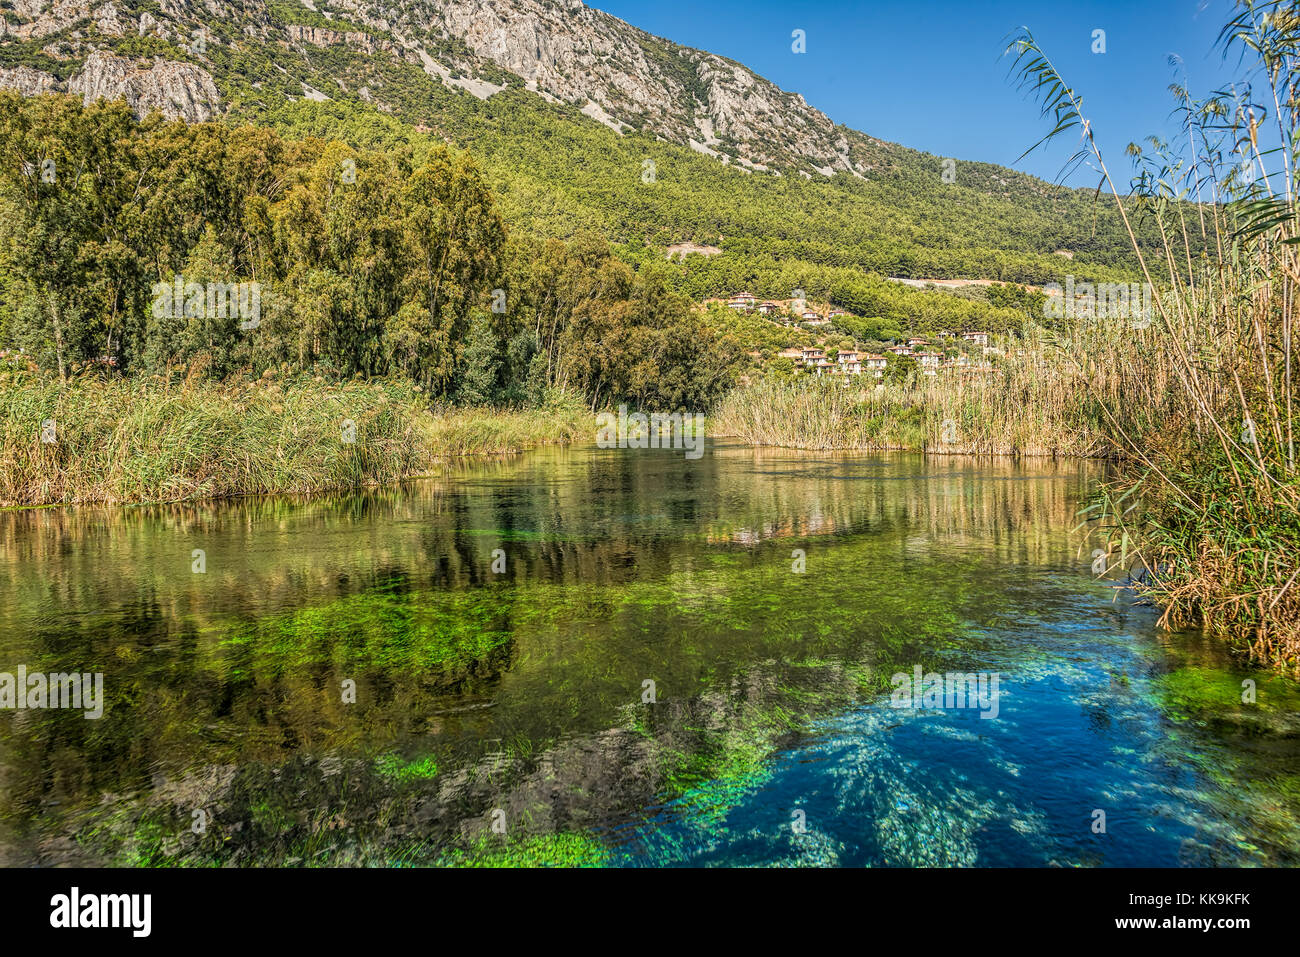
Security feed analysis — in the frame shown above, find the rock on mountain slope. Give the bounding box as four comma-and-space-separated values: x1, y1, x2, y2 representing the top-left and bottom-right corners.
410, 0, 864, 175
1, 1, 223, 120
0, 0, 876, 174
0, 47, 220, 121
69, 48, 222, 120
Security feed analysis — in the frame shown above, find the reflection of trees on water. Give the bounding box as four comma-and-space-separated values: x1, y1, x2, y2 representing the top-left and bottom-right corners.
0, 447, 1108, 865
0, 447, 1101, 596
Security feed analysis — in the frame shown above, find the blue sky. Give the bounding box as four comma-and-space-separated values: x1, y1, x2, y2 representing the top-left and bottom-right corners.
593, 0, 1249, 187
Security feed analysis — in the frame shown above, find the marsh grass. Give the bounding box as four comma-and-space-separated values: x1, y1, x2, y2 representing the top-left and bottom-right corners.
719, 4, 1300, 667
0, 365, 589, 507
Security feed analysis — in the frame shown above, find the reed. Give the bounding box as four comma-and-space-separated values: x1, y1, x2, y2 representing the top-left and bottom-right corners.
1009, 4, 1300, 668
0, 363, 589, 507
718, 3, 1300, 667
713, 319, 1168, 458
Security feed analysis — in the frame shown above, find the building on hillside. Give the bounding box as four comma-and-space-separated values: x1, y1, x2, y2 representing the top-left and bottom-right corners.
962, 331, 989, 346
828, 310, 849, 319
800, 347, 826, 368
888, 345, 912, 356
906, 337, 929, 348
936, 330, 954, 339
837, 350, 863, 375
814, 357, 838, 375
757, 301, 781, 315
727, 292, 757, 311
915, 351, 941, 374
863, 354, 887, 377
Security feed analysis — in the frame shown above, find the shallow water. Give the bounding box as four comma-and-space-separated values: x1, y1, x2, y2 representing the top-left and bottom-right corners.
1, 441, 1297, 867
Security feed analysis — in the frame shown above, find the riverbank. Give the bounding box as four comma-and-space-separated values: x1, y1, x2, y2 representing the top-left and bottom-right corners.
712, 377, 1103, 457
0, 369, 590, 507
999, 24, 1300, 672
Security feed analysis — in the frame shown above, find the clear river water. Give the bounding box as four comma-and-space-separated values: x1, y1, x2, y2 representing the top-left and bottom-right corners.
1, 441, 1298, 867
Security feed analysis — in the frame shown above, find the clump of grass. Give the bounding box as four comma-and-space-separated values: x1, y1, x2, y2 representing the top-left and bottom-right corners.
0, 364, 590, 507
435, 833, 610, 868
375, 753, 440, 784
418, 391, 590, 456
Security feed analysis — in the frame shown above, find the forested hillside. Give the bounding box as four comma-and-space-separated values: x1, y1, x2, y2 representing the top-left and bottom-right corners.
0, 0, 1158, 289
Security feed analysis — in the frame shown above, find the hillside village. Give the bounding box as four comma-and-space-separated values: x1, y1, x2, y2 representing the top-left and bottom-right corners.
711, 291, 1001, 379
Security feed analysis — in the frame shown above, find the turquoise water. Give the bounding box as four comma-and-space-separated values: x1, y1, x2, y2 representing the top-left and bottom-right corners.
614, 579, 1300, 867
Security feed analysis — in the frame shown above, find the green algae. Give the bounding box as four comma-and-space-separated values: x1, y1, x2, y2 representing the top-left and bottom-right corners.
6, 447, 1299, 868
376, 753, 439, 783
436, 833, 610, 868
219, 588, 515, 675
1153, 666, 1300, 731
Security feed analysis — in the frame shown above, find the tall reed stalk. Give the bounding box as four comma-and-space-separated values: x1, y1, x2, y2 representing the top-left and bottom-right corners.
713, 319, 1176, 458
1008, 0, 1300, 667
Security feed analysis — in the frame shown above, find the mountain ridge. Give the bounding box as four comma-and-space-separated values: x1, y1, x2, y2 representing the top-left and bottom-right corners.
0, 0, 1030, 184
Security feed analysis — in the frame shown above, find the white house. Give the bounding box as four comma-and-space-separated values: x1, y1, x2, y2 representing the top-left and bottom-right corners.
915, 351, 941, 375
800, 347, 826, 368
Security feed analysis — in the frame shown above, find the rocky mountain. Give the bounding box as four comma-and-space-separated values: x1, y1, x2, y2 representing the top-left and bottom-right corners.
411, 0, 866, 175
0, 0, 877, 174
73, 48, 221, 118
0, 47, 220, 120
